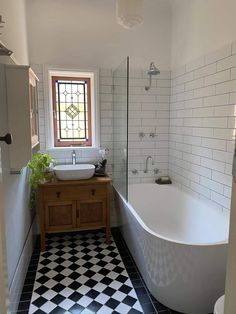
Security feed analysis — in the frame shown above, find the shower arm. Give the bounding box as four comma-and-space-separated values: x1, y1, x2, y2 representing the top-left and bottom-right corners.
145, 74, 152, 91
145, 62, 160, 91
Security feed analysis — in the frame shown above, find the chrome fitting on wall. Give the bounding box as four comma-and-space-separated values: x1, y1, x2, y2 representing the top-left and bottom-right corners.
144, 156, 154, 173
149, 132, 157, 138
153, 168, 159, 175
131, 169, 138, 175
139, 132, 145, 139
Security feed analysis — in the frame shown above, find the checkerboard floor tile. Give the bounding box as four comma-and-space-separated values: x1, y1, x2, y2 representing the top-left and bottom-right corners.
28, 232, 143, 314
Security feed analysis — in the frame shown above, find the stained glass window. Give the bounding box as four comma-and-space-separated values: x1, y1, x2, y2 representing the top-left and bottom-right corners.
52, 76, 92, 146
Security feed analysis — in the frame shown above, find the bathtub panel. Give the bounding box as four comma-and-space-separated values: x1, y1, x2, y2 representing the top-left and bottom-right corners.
115, 186, 228, 314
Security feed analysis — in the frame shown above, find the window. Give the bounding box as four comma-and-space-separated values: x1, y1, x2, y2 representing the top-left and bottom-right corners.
52, 76, 92, 147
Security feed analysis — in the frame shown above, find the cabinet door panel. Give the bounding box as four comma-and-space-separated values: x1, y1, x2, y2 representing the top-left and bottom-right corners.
45, 201, 76, 232
77, 200, 106, 228
30, 81, 39, 148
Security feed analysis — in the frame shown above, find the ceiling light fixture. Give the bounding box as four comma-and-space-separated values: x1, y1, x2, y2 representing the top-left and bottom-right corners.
116, 0, 144, 29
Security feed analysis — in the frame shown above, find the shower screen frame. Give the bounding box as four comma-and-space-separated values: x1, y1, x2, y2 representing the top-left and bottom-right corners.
112, 56, 129, 201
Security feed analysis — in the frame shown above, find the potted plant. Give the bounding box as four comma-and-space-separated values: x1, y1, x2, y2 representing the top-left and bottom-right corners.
27, 152, 54, 210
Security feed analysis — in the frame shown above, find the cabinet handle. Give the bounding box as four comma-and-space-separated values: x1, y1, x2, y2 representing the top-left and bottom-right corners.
56, 191, 61, 198
91, 189, 96, 196
76, 209, 80, 218
0, 133, 12, 145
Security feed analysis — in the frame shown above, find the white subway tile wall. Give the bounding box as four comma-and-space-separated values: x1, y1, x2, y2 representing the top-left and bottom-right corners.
170, 41, 236, 211
32, 64, 171, 186
127, 69, 170, 184
32, 41, 236, 213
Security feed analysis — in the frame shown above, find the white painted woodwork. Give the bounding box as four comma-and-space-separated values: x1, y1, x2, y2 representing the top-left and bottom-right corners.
5, 65, 40, 171
0, 143, 9, 313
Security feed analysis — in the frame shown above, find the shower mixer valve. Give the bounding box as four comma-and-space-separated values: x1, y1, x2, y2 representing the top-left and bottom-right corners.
139, 132, 145, 138
139, 131, 157, 138
149, 132, 157, 138
153, 168, 159, 175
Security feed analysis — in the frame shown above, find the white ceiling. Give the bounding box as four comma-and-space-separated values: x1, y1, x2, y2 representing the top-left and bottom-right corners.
26, 0, 172, 69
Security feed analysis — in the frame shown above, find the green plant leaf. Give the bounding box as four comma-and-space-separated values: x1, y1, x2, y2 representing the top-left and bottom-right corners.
27, 152, 54, 189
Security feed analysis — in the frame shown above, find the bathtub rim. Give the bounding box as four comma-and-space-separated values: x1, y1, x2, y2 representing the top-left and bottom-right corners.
115, 184, 229, 247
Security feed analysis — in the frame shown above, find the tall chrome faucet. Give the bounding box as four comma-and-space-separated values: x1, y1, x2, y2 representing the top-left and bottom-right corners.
72, 150, 76, 165
144, 156, 154, 173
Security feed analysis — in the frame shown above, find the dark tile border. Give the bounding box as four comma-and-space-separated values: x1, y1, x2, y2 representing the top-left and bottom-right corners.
112, 228, 174, 314
16, 237, 40, 313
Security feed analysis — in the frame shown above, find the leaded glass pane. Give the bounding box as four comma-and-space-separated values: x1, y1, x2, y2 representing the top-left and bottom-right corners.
53, 77, 90, 144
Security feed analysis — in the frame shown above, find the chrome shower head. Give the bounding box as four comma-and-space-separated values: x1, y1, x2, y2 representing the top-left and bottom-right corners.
147, 62, 160, 76
145, 62, 160, 91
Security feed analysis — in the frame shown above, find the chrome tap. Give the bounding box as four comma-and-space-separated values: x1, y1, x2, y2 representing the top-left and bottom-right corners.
72, 150, 76, 165
144, 156, 154, 173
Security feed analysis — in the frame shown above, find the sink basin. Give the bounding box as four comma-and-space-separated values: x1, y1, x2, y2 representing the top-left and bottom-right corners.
54, 164, 95, 180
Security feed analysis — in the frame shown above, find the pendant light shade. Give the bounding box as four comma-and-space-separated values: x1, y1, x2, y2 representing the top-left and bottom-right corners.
116, 0, 144, 29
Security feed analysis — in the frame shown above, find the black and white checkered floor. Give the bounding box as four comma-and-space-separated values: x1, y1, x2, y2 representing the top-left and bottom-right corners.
17, 229, 181, 314
29, 232, 142, 314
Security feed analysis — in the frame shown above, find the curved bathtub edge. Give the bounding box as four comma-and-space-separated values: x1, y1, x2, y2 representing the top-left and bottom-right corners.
117, 187, 228, 247
114, 185, 228, 314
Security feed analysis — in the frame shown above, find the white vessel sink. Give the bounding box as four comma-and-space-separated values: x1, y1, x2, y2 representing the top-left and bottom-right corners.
54, 164, 95, 180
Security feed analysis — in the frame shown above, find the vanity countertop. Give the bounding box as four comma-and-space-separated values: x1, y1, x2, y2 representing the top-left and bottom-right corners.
39, 176, 112, 187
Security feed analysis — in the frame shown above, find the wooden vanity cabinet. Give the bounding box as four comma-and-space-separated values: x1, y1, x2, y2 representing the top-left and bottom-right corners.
38, 177, 112, 251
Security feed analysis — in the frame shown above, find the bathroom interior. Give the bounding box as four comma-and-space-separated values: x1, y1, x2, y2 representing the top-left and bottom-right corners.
0, 0, 236, 314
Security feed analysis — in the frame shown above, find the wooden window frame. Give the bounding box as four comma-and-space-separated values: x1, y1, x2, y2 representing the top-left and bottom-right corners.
52, 76, 92, 147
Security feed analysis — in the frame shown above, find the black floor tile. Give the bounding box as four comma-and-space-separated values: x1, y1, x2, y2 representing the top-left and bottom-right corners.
131, 278, 145, 288
105, 297, 120, 309
87, 300, 103, 312
129, 272, 142, 280
17, 300, 31, 311
136, 293, 152, 305
19, 292, 32, 302
141, 301, 157, 313
18, 228, 189, 314
22, 284, 34, 294
153, 300, 169, 311
23, 231, 143, 314
69, 303, 85, 314
24, 276, 36, 285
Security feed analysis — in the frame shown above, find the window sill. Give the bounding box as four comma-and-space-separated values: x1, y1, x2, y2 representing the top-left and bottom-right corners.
46, 146, 100, 152
45, 147, 101, 162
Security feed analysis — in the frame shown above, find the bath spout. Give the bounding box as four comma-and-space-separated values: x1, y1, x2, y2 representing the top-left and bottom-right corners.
72, 150, 76, 165
144, 156, 154, 173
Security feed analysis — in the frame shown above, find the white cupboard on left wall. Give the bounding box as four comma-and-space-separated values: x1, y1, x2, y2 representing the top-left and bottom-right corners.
5, 65, 40, 172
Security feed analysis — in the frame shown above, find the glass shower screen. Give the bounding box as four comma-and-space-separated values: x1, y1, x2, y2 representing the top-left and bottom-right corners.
112, 57, 129, 201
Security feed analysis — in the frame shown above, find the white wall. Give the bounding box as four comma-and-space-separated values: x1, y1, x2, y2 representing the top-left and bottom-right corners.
127, 69, 170, 183
26, 0, 171, 70
0, 0, 33, 312
171, 0, 236, 69
1, 0, 29, 65
169, 42, 236, 212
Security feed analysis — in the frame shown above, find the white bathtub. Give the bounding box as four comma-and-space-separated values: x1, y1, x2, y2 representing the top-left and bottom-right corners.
115, 183, 229, 314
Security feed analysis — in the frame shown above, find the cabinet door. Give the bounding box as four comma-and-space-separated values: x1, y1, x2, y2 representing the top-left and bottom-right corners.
45, 201, 76, 232
77, 199, 106, 229
29, 74, 39, 148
